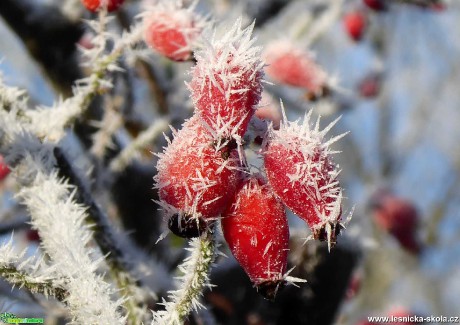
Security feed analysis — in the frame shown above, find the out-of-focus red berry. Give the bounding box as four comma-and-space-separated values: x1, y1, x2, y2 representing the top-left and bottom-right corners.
343, 11, 368, 42
358, 73, 381, 98
363, 0, 387, 12
371, 191, 421, 254
264, 40, 328, 98
144, 7, 203, 61
81, 0, 124, 12
0, 155, 10, 181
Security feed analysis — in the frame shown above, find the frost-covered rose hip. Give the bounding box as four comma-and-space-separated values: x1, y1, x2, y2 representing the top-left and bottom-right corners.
263, 110, 347, 249
155, 115, 241, 237
343, 11, 367, 42
143, 4, 204, 61
221, 176, 289, 300
189, 20, 264, 138
264, 40, 329, 99
81, 0, 124, 12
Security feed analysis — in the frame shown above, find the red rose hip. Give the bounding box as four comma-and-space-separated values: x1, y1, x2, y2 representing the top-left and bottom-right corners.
264, 40, 329, 99
221, 176, 289, 300
143, 4, 204, 61
263, 110, 347, 249
189, 20, 264, 139
343, 11, 367, 42
155, 115, 241, 237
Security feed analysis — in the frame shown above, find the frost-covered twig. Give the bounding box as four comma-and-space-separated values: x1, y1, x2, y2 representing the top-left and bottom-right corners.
152, 231, 217, 325
54, 147, 151, 324
109, 117, 170, 172
24, 12, 145, 141
0, 238, 67, 302
90, 100, 124, 159
1, 93, 125, 324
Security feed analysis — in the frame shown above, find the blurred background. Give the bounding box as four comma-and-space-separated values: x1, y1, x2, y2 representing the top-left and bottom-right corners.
0, 0, 459, 324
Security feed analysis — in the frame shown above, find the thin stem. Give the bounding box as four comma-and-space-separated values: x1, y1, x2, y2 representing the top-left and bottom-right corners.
0, 265, 68, 302
153, 231, 217, 325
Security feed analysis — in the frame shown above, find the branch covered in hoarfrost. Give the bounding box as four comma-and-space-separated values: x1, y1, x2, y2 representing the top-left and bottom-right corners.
24, 12, 145, 141
110, 117, 170, 172
18, 171, 125, 324
0, 90, 125, 323
0, 238, 68, 302
152, 231, 217, 325
53, 147, 152, 324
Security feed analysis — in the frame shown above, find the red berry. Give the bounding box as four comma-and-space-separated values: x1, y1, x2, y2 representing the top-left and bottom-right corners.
343, 11, 367, 42
358, 73, 381, 98
189, 21, 264, 138
263, 111, 346, 249
81, 0, 124, 12
0, 155, 10, 181
371, 192, 421, 254
155, 115, 242, 233
430, 3, 446, 12
221, 176, 289, 299
143, 5, 204, 61
264, 40, 328, 97
363, 0, 386, 12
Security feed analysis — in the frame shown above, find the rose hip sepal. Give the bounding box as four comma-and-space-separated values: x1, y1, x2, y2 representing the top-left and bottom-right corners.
143, 3, 205, 61
81, 0, 124, 12
189, 19, 264, 139
221, 176, 291, 300
154, 115, 242, 238
263, 109, 349, 250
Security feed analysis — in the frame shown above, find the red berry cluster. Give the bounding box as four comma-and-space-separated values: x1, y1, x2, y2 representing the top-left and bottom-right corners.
81, 0, 124, 12
143, 4, 205, 62
155, 22, 348, 298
